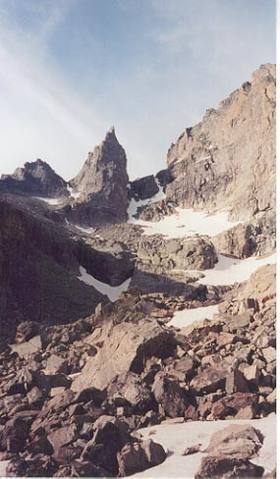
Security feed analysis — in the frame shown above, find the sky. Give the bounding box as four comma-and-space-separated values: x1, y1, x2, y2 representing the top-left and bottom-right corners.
0, 0, 276, 181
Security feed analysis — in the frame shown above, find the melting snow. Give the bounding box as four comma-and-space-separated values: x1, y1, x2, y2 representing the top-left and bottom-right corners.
197, 253, 276, 286
74, 225, 97, 234
0, 461, 9, 477
169, 304, 219, 329
128, 181, 166, 221
130, 207, 241, 238
132, 413, 276, 478
77, 266, 131, 302
67, 184, 81, 200
33, 196, 62, 205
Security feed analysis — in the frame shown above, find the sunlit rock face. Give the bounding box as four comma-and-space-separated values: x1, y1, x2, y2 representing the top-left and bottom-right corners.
69, 127, 129, 225
166, 64, 276, 221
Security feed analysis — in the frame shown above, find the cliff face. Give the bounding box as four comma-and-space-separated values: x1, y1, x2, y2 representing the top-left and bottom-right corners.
0, 159, 68, 197
0, 198, 107, 346
69, 127, 129, 225
166, 64, 276, 220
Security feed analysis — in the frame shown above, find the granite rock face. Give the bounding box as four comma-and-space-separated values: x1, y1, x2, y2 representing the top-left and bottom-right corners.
69, 128, 129, 225
166, 64, 276, 221
0, 159, 68, 198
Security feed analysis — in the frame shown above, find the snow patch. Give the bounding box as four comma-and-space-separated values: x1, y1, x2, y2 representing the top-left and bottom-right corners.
67, 184, 81, 200
0, 461, 9, 477
128, 182, 166, 220
33, 196, 62, 205
77, 266, 131, 302
197, 253, 276, 286
130, 207, 240, 238
169, 304, 219, 329
132, 414, 276, 478
74, 224, 97, 234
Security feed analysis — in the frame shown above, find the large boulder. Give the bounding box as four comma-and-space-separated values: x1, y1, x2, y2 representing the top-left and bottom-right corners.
213, 216, 276, 259
82, 415, 131, 475
107, 371, 154, 414
206, 425, 263, 459
152, 372, 187, 418
71, 319, 177, 391
195, 456, 264, 479
137, 235, 218, 271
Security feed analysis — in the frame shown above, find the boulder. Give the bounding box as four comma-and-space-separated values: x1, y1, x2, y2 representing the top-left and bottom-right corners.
152, 372, 187, 418
195, 456, 264, 479
117, 439, 166, 476
15, 321, 41, 343
47, 424, 78, 452
262, 346, 276, 363
190, 368, 227, 394
137, 235, 218, 271
206, 424, 263, 459
212, 393, 258, 419
45, 355, 68, 375
82, 415, 131, 475
72, 319, 176, 391
225, 369, 249, 394
213, 223, 257, 258
107, 371, 154, 413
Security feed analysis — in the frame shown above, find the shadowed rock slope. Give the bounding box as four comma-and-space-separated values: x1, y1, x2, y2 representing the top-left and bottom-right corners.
0, 197, 108, 347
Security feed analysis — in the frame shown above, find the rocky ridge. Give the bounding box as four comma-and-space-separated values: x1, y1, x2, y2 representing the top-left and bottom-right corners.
166, 64, 276, 221
0, 64, 276, 477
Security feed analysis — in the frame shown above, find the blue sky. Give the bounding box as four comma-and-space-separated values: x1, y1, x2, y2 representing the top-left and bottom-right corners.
0, 0, 276, 180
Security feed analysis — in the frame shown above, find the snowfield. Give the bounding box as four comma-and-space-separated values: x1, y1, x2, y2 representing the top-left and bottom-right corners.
197, 252, 277, 286
78, 265, 131, 302
169, 304, 219, 329
132, 413, 276, 478
129, 207, 241, 238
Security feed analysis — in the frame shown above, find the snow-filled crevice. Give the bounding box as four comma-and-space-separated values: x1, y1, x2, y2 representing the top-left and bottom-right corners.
127, 182, 166, 221
33, 196, 63, 206
77, 266, 131, 302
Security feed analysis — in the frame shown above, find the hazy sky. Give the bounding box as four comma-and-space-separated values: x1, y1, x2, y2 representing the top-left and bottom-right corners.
0, 0, 276, 180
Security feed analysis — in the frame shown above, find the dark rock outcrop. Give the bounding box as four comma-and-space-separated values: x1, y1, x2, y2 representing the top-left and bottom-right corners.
0, 159, 68, 198
0, 197, 108, 346
129, 175, 159, 201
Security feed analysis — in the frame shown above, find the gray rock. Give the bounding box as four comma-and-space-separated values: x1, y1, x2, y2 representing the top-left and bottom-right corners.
69, 127, 129, 225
